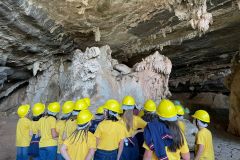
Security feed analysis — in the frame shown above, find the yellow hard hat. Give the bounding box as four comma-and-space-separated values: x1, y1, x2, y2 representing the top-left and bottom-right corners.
48, 102, 61, 113
192, 110, 210, 123
157, 99, 177, 118
62, 101, 74, 114
83, 97, 91, 107
138, 110, 144, 117
144, 99, 156, 112
74, 99, 88, 111
96, 106, 105, 114
77, 110, 93, 125
32, 103, 45, 116
105, 99, 122, 113
17, 104, 30, 118
122, 95, 135, 106
175, 105, 184, 116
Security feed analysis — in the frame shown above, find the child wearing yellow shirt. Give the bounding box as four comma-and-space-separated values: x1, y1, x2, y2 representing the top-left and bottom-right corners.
143, 99, 190, 160
56, 101, 74, 160
61, 110, 96, 160
16, 104, 31, 160
29, 103, 45, 160
192, 110, 214, 160
63, 99, 88, 140
89, 105, 105, 133
120, 96, 147, 160
94, 99, 128, 160
38, 102, 60, 160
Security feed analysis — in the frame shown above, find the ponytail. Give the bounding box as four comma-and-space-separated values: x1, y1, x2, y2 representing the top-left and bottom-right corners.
122, 110, 133, 131
69, 122, 90, 144
164, 120, 184, 152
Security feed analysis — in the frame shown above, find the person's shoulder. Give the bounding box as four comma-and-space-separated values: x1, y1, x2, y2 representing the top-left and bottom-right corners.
197, 128, 209, 136
202, 128, 212, 136
88, 131, 95, 138
22, 117, 31, 123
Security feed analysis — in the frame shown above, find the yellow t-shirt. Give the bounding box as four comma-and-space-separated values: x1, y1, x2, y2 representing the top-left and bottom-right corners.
63, 131, 96, 160
65, 119, 77, 138
56, 120, 66, 153
16, 117, 32, 147
31, 121, 39, 134
120, 115, 147, 137
94, 120, 127, 151
195, 128, 214, 160
143, 134, 189, 160
38, 116, 58, 147
178, 120, 185, 134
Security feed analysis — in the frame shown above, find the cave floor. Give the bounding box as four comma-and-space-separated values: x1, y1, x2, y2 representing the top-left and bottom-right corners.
0, 116, 239, 160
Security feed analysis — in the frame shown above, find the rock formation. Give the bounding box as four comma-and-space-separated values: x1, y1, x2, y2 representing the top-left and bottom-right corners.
0, 46, 172, 112
225, 51, 240, 136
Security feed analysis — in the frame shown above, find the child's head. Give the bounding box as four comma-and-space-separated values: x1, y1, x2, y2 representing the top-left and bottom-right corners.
17, 104, 30, 118
95, 106, 104, 120
142, 99, 157, 122
104, 99, 122, 121
32, 103, 45, 121
122, 96, 135, 131
192, 110, 210, 129
157, 99, 184, 152
72, 99, 88, 117
77, 110, 93, 128
175, 105, 185, 120
47, 102, 61, 118
69, 110, 93, 143
61, 101, 74, 120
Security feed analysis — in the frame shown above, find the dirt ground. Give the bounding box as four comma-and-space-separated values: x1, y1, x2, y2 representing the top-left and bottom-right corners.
0, 116, 240, 160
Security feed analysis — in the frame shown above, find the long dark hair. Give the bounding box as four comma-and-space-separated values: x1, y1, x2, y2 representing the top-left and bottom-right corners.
122, 110, 133, 131
142, 111, 158, 122
163, 120, 184, 152
69, 123, 90, 144
106, 110, 118, 121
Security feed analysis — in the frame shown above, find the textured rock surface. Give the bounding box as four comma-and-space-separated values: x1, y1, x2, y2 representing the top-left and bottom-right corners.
225, 52, 240, 136
0, 46, 172, 112
183, 119, 198, 151
172, 92, 229, 109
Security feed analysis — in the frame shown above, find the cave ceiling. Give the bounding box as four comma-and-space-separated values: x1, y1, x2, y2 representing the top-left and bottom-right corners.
0, 0, 240, 96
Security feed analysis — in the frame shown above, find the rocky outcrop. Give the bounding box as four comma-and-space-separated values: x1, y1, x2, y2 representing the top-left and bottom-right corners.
0, 46, 172, 112
172, 92, 229, 109
184, 119, 198, 151
225, 51, 240, 136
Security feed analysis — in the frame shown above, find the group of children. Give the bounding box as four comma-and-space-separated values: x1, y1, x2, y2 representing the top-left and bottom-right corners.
16, 96, 214, 160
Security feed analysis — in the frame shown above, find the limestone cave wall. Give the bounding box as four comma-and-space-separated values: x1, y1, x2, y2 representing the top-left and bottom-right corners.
0, 46, 172, 113
225, 51, 240, 136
